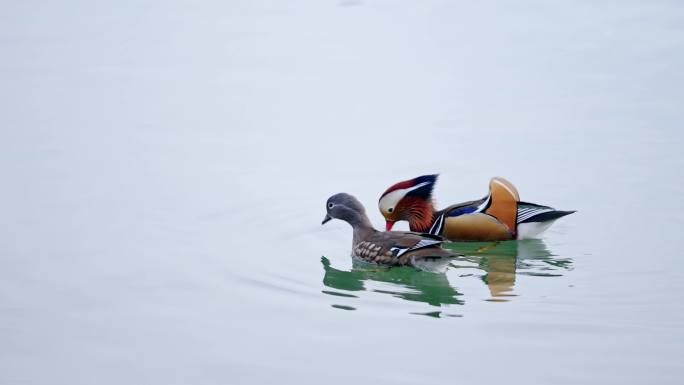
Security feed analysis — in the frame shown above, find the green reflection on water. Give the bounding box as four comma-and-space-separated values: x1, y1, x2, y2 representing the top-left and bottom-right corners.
321, 257, 463, 306
321, 239, 573, 309
444, 239, 573, 300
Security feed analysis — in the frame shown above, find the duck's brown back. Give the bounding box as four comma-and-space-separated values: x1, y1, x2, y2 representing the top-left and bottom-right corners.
353, 231, 455, 265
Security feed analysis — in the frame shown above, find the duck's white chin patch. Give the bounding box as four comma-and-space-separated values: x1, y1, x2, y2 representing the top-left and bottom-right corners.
517, 220, 556, 240
410, 257, 452, 273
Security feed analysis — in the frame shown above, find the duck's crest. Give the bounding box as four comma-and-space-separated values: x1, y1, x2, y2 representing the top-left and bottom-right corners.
380, 174, 438, 200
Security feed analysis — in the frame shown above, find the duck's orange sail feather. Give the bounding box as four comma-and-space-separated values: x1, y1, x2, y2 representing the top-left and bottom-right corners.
484, 177, 520, 235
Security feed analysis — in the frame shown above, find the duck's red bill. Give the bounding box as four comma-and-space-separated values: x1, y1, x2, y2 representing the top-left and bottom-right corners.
385, 220, 395, 231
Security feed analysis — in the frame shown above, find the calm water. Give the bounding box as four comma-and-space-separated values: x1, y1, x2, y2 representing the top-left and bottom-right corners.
2, 1, 684, 384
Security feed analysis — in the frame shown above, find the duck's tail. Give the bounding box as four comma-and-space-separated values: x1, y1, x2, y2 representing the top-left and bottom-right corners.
517, 202, 575, 223
516, 202, 575, 239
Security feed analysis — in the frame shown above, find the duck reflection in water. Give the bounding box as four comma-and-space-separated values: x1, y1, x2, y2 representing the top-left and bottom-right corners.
321, 256, 463, 307
321, 239, 572, 309
443, 239, 573, 301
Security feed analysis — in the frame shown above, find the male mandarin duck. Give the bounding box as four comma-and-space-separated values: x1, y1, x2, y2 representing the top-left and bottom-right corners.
322, 193, 457, 271
378, 175, 575, 241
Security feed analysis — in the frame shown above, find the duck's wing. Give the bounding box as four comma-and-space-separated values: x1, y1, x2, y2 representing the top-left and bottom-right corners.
425, 178, 519, 240
426, 199, 484, 235
364, 232, 441, 256
354, 232, 454, 265
441, 199, 484, 216
481, 177, 520, 233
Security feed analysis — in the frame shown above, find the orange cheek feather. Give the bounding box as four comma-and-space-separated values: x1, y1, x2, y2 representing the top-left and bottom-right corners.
396, 197, 434, 232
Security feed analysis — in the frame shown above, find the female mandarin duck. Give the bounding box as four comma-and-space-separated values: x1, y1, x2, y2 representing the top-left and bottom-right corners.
378, 175, 575, 241
322, 193, 457, 271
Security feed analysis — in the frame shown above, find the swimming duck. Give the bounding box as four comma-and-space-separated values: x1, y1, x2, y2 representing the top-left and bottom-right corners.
322, 193, 457, 270
378, 175, 575, 241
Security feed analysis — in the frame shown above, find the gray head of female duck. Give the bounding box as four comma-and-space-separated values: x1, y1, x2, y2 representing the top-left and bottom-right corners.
321, 193, 374, 234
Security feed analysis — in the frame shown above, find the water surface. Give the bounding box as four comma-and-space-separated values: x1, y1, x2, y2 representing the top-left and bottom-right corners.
1, 1, 683, 384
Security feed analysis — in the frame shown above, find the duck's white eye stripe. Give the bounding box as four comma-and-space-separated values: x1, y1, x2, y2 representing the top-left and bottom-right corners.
379, 182, 429, 213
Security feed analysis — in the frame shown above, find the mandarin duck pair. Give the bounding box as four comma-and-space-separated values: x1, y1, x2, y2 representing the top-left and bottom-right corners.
322, 175, 574, 270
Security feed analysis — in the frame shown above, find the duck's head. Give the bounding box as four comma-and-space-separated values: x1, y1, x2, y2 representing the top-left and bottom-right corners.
378, 174, 437, 231
322, 193, 368, 227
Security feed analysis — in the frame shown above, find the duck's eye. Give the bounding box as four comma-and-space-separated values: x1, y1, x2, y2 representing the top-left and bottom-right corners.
388, 207, 394, 213
328, 203, 334, 209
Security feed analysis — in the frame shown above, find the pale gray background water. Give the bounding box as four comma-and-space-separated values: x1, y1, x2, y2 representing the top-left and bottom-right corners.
1, 1, 683, 384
